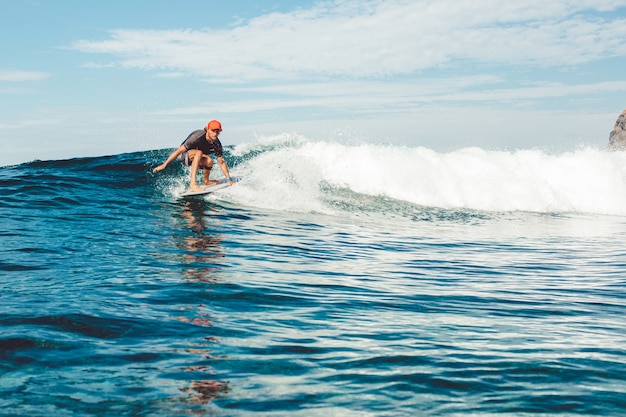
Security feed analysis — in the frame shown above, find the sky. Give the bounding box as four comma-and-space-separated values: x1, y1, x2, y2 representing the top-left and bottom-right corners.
2, 0, 626, 166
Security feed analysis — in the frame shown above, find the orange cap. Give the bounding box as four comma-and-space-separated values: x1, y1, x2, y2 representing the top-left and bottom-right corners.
207, 120, 222, 131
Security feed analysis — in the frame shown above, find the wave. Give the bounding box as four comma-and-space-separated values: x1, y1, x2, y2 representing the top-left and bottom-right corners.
223, 134, 626, 217
4, 135, 626, 217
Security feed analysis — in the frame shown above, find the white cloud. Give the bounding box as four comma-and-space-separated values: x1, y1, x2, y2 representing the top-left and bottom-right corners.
69, 0, 626, 81
0, 70, 51, 82
150, 78, 626, 118
0, 118, 60, 130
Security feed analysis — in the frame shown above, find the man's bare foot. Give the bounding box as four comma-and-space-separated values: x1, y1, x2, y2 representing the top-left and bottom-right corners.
189, 183, 204, 192
203, 180, 219, 186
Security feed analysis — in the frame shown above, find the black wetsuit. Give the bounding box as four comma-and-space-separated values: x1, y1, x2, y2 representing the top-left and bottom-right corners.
177, 130, 223, 165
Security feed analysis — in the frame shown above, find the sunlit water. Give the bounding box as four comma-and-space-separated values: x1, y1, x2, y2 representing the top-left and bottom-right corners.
1, 137, 626, 416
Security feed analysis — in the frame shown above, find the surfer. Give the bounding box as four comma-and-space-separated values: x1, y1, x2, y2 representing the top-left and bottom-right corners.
152, 120, 234, 191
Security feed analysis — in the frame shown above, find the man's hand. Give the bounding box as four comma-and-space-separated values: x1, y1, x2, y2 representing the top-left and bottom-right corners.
153, 164, 166, 173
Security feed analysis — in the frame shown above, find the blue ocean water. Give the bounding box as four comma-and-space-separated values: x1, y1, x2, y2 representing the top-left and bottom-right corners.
1, 136, 626, 416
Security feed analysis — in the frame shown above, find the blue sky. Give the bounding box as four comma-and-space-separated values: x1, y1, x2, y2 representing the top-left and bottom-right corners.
2, 0, 626, 166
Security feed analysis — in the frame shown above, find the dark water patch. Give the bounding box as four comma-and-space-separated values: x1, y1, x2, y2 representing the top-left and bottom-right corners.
2, 314, 146, 340
11, 247, 62, 254
0, 337, 74, 354
0, 261, 48, 271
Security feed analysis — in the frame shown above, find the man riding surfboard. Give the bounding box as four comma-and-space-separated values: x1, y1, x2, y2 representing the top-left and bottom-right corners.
153, 120, 234, 191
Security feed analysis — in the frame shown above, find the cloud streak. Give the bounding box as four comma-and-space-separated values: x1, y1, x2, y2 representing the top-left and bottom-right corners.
70, 0, 626, 81
151, 79, 626, 118
0, 71, 51, 82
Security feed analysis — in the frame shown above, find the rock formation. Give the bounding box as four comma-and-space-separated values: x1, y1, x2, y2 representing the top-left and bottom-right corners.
608, 109, 626, 151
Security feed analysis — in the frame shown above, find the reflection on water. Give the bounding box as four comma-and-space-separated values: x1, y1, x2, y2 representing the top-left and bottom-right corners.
175, 199, 225, 283
180, 380, 231, 407
169, 199, 231, 410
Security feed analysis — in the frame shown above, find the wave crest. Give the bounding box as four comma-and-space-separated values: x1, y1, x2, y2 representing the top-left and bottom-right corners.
225, 137, 626, 216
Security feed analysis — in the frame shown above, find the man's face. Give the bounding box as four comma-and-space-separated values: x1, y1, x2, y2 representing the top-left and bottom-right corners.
206, 128, 221, 141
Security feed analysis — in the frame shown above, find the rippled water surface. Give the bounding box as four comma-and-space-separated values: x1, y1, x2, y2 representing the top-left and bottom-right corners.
1, 149, 626, 416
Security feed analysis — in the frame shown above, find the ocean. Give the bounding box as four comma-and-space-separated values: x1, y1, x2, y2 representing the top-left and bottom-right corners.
1, 135, 626, 416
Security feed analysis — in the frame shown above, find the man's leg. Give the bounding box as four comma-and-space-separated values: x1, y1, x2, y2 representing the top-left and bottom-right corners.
202, 157, 217, 185
188, 150, 203, 190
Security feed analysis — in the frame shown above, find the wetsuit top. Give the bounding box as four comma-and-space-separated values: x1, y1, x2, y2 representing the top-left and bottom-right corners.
180, 129, 223, 157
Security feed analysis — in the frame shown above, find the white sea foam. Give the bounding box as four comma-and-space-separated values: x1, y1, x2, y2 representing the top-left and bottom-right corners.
223, 135, 626, 216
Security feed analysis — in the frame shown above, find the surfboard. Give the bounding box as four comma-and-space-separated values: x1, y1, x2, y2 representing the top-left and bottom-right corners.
179, 178, 236, 197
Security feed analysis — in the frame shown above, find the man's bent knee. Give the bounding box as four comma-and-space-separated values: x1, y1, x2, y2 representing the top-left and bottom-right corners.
188, 149, 203, 159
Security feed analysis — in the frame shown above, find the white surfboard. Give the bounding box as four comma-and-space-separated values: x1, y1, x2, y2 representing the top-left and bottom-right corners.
179, 178, 237, 197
